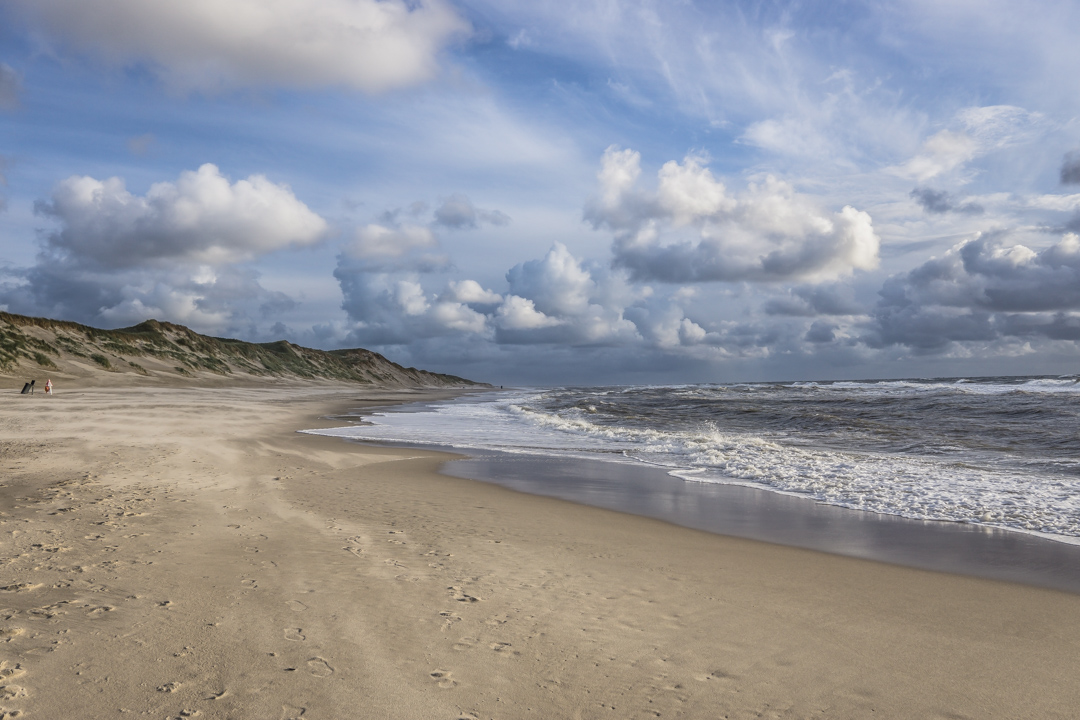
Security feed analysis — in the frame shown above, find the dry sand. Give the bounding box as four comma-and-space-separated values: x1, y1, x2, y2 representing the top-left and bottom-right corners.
2, 383, 1080, 719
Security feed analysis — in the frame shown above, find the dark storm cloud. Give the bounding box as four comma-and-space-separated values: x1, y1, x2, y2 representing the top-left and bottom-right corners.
910, 187, 984, 215
1061, 151, 1080, 185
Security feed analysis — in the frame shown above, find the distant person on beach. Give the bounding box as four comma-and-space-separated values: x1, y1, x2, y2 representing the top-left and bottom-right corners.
44, 379, 52, 395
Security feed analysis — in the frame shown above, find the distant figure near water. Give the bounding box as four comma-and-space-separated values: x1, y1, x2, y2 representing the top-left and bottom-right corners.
44, 379, 53, 395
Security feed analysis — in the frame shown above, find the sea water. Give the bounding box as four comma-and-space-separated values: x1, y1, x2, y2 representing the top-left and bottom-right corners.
306, 376, 1080, 545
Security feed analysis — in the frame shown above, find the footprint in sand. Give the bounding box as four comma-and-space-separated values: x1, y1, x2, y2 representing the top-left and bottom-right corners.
281, 705, 306, 720
0, 686, 27, 701
0, 663, 25, 681
451, 637, 476, 651
490, 642, 514, 653
0, 628, 24, 643
157, 682, 182, 693
306, 657, 333, 677
429, 670, 457, 688
448, 587, 480, 603
286, 600, 307, 612
0, 584, 41, 593
284, 628, 305, 642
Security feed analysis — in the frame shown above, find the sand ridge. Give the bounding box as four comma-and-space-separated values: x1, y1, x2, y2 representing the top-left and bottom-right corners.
2, 384, 1080, 718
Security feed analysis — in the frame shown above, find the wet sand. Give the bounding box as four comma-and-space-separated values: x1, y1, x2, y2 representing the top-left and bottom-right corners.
3, 384, 1080, 719
445, 452, 1080, 594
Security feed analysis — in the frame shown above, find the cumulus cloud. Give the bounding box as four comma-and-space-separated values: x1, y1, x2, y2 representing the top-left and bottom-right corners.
334, 219, 488, 344
890, 105, 1043, 181
1062, 151, 1080, 185
910, 187, 984, 215
0, 64, 19, 110
444, 279, 502, 305
585, 146, 879, 283
35, 163, 327, 269
433, 194, 511, 229
335, 240, 680, 349
345, 223, 439, 260
1, 165, 326, 335
764, 286, 862, 317
495, 243, 640, 345
334, 269, 493, 345
867, 231, 1080, 350
2, 258, 297, 336
8, 0, 469, 92
804, 321, 837, 344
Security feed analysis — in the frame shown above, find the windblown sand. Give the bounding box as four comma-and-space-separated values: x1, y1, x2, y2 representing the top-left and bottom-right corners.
2, 384, 1079, 719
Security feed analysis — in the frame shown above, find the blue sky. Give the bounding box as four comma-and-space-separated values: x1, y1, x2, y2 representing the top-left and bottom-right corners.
2, 0, 1080, 384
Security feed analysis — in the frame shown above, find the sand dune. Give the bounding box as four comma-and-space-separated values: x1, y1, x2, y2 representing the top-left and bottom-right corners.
2, 383, 1079, 719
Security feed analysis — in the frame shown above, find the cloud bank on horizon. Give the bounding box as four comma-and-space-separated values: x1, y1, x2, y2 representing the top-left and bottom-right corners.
2, 0, 1080, 383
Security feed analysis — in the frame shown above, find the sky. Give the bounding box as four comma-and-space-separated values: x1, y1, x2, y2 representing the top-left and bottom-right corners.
2, 0, 1080, 385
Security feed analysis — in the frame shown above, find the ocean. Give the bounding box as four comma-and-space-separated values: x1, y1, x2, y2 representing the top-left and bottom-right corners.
307, 376, 1080, 546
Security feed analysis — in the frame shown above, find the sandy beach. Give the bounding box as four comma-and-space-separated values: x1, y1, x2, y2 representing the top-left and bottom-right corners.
3, 384, 1080, 719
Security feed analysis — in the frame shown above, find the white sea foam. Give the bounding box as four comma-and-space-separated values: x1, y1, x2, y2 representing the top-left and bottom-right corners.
304, 385, 1080, 544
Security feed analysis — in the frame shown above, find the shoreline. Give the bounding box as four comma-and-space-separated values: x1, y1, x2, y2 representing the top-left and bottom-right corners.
4, 384, 1080, 718
314, 396, 1080, 595
443, 451, 1080, 595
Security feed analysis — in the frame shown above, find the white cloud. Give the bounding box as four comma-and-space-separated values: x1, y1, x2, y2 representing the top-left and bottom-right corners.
346, 224, 438, 259
38, 164, 328, 268
868, 231, 1080, 350
433, 194, 511, 229
586, 146, 880, 283
335, 241, 651, 348
889, 105, 1043, 181
505, 242, 594, 316
443, 279, 502, 305
495, 295, 562, 330
1026, 194, 1080, 212
9, 0, 469, 92
0, 165, 322, 335
1, 259, 298, 337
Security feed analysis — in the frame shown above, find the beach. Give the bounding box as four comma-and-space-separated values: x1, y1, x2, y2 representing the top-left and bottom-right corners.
3, 384, 1080, 719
